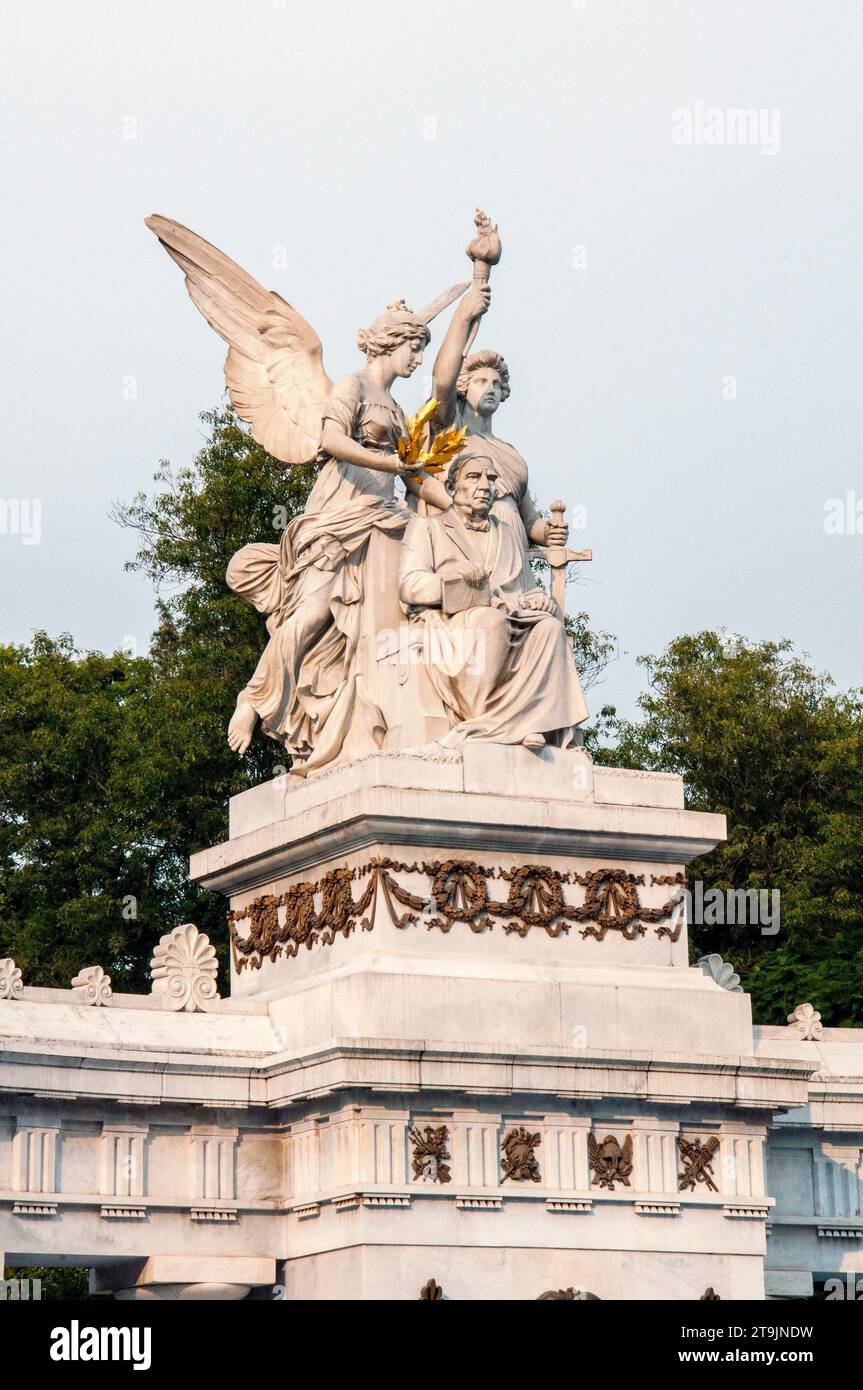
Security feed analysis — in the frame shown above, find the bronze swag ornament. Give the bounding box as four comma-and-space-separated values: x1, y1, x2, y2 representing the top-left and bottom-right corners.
229, 860, 686, 971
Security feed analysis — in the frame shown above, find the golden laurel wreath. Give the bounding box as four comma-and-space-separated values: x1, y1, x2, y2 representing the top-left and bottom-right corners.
396, 398, 467, 476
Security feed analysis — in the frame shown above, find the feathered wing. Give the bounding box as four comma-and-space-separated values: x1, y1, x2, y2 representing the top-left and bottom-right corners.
146, 215, 332, 465
620, 1135, 634, 1177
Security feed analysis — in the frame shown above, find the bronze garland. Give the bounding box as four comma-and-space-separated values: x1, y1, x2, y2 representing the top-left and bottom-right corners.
536, 1288, 601, 1301
229, 858, 685, 971
420, 860, 496, 933
652, 872, 687, 942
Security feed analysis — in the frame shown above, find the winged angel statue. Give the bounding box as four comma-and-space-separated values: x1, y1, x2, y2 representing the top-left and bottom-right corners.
146, 216, 483, 775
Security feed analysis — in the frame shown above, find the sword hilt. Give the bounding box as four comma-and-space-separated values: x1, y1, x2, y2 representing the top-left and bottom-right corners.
535, 500, 592, 614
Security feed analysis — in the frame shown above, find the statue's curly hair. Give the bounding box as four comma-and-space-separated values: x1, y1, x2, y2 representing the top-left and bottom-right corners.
456, 349, 511, 401
357, 299, 431, 359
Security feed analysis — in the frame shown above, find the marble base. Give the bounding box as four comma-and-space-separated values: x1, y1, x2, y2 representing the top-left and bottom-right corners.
1, 753, 857, 1301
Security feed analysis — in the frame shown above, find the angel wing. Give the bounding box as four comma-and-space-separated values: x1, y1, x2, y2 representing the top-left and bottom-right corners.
588, 1133, 599, 1163
620, 1135, 634, 1176
146, 214, 332, 465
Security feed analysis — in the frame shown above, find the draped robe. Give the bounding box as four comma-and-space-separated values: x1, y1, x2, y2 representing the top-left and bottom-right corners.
226, 371, 410, 775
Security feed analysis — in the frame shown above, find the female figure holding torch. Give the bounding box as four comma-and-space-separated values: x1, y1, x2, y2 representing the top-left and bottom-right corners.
430, 211, 570, 562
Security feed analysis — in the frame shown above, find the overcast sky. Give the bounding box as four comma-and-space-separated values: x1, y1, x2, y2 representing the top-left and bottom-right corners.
2, 0, 861, 717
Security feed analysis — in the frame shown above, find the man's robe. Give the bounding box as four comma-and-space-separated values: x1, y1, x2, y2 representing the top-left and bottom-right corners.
398, 510, 588, 746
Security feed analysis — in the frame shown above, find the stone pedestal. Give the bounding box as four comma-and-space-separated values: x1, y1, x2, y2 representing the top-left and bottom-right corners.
192, 747, 737, 1062
114, 1282, 251, 1301
0, 743, 841, 1299
185, 744, 792, 1300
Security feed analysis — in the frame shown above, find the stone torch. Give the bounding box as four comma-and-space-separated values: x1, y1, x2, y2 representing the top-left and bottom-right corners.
463, 209, 502, 357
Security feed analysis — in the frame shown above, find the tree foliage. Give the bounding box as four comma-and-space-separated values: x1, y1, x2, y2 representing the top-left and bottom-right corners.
0, 409, 315, 988
592, 633, 863, 1025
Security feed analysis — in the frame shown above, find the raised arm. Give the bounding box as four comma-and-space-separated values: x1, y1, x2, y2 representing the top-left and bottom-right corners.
431, 284, 491, 429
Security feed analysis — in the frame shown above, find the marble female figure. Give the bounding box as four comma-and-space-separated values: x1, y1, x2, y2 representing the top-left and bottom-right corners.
226, 301, 453, 772
145, 214, 472, 775
431, 305, 570, 559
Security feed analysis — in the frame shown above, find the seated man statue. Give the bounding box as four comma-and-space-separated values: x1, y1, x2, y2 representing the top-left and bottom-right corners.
398, 443, 588, 750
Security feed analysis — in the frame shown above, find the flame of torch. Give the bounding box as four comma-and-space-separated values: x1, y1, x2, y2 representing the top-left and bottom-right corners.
463, 209, 501, 357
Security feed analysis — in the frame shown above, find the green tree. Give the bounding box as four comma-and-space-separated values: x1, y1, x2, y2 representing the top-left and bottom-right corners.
3, 1265, 93, 1301
114, 405, 317, 787
593, 633, 863, 1025
0, 410, 315, 988
0, 636, 160, 988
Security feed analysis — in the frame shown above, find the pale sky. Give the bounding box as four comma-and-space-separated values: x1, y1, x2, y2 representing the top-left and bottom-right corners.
2, 0, 861, 716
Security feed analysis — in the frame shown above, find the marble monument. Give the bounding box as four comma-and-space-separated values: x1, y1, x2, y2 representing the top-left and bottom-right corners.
0, 212, 859, 1302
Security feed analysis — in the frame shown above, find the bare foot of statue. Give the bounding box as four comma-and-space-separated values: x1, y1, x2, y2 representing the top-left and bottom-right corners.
522, 732, 546, 750
228, 695, 258, 755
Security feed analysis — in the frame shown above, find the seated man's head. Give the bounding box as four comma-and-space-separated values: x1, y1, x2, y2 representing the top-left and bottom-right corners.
456, 350, 510, 418
446, 447, 498, 516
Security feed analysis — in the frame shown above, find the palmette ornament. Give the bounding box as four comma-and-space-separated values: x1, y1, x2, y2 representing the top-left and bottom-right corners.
150, 923, 220, 1013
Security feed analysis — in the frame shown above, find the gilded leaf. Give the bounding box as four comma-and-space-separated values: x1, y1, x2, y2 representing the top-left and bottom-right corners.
396, 401, 468, 476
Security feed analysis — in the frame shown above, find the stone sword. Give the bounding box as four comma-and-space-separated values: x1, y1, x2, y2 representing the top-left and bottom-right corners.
535, 499, 592, 613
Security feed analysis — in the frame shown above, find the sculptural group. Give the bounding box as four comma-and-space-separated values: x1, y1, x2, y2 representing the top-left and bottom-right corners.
146, 210, 589, 776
